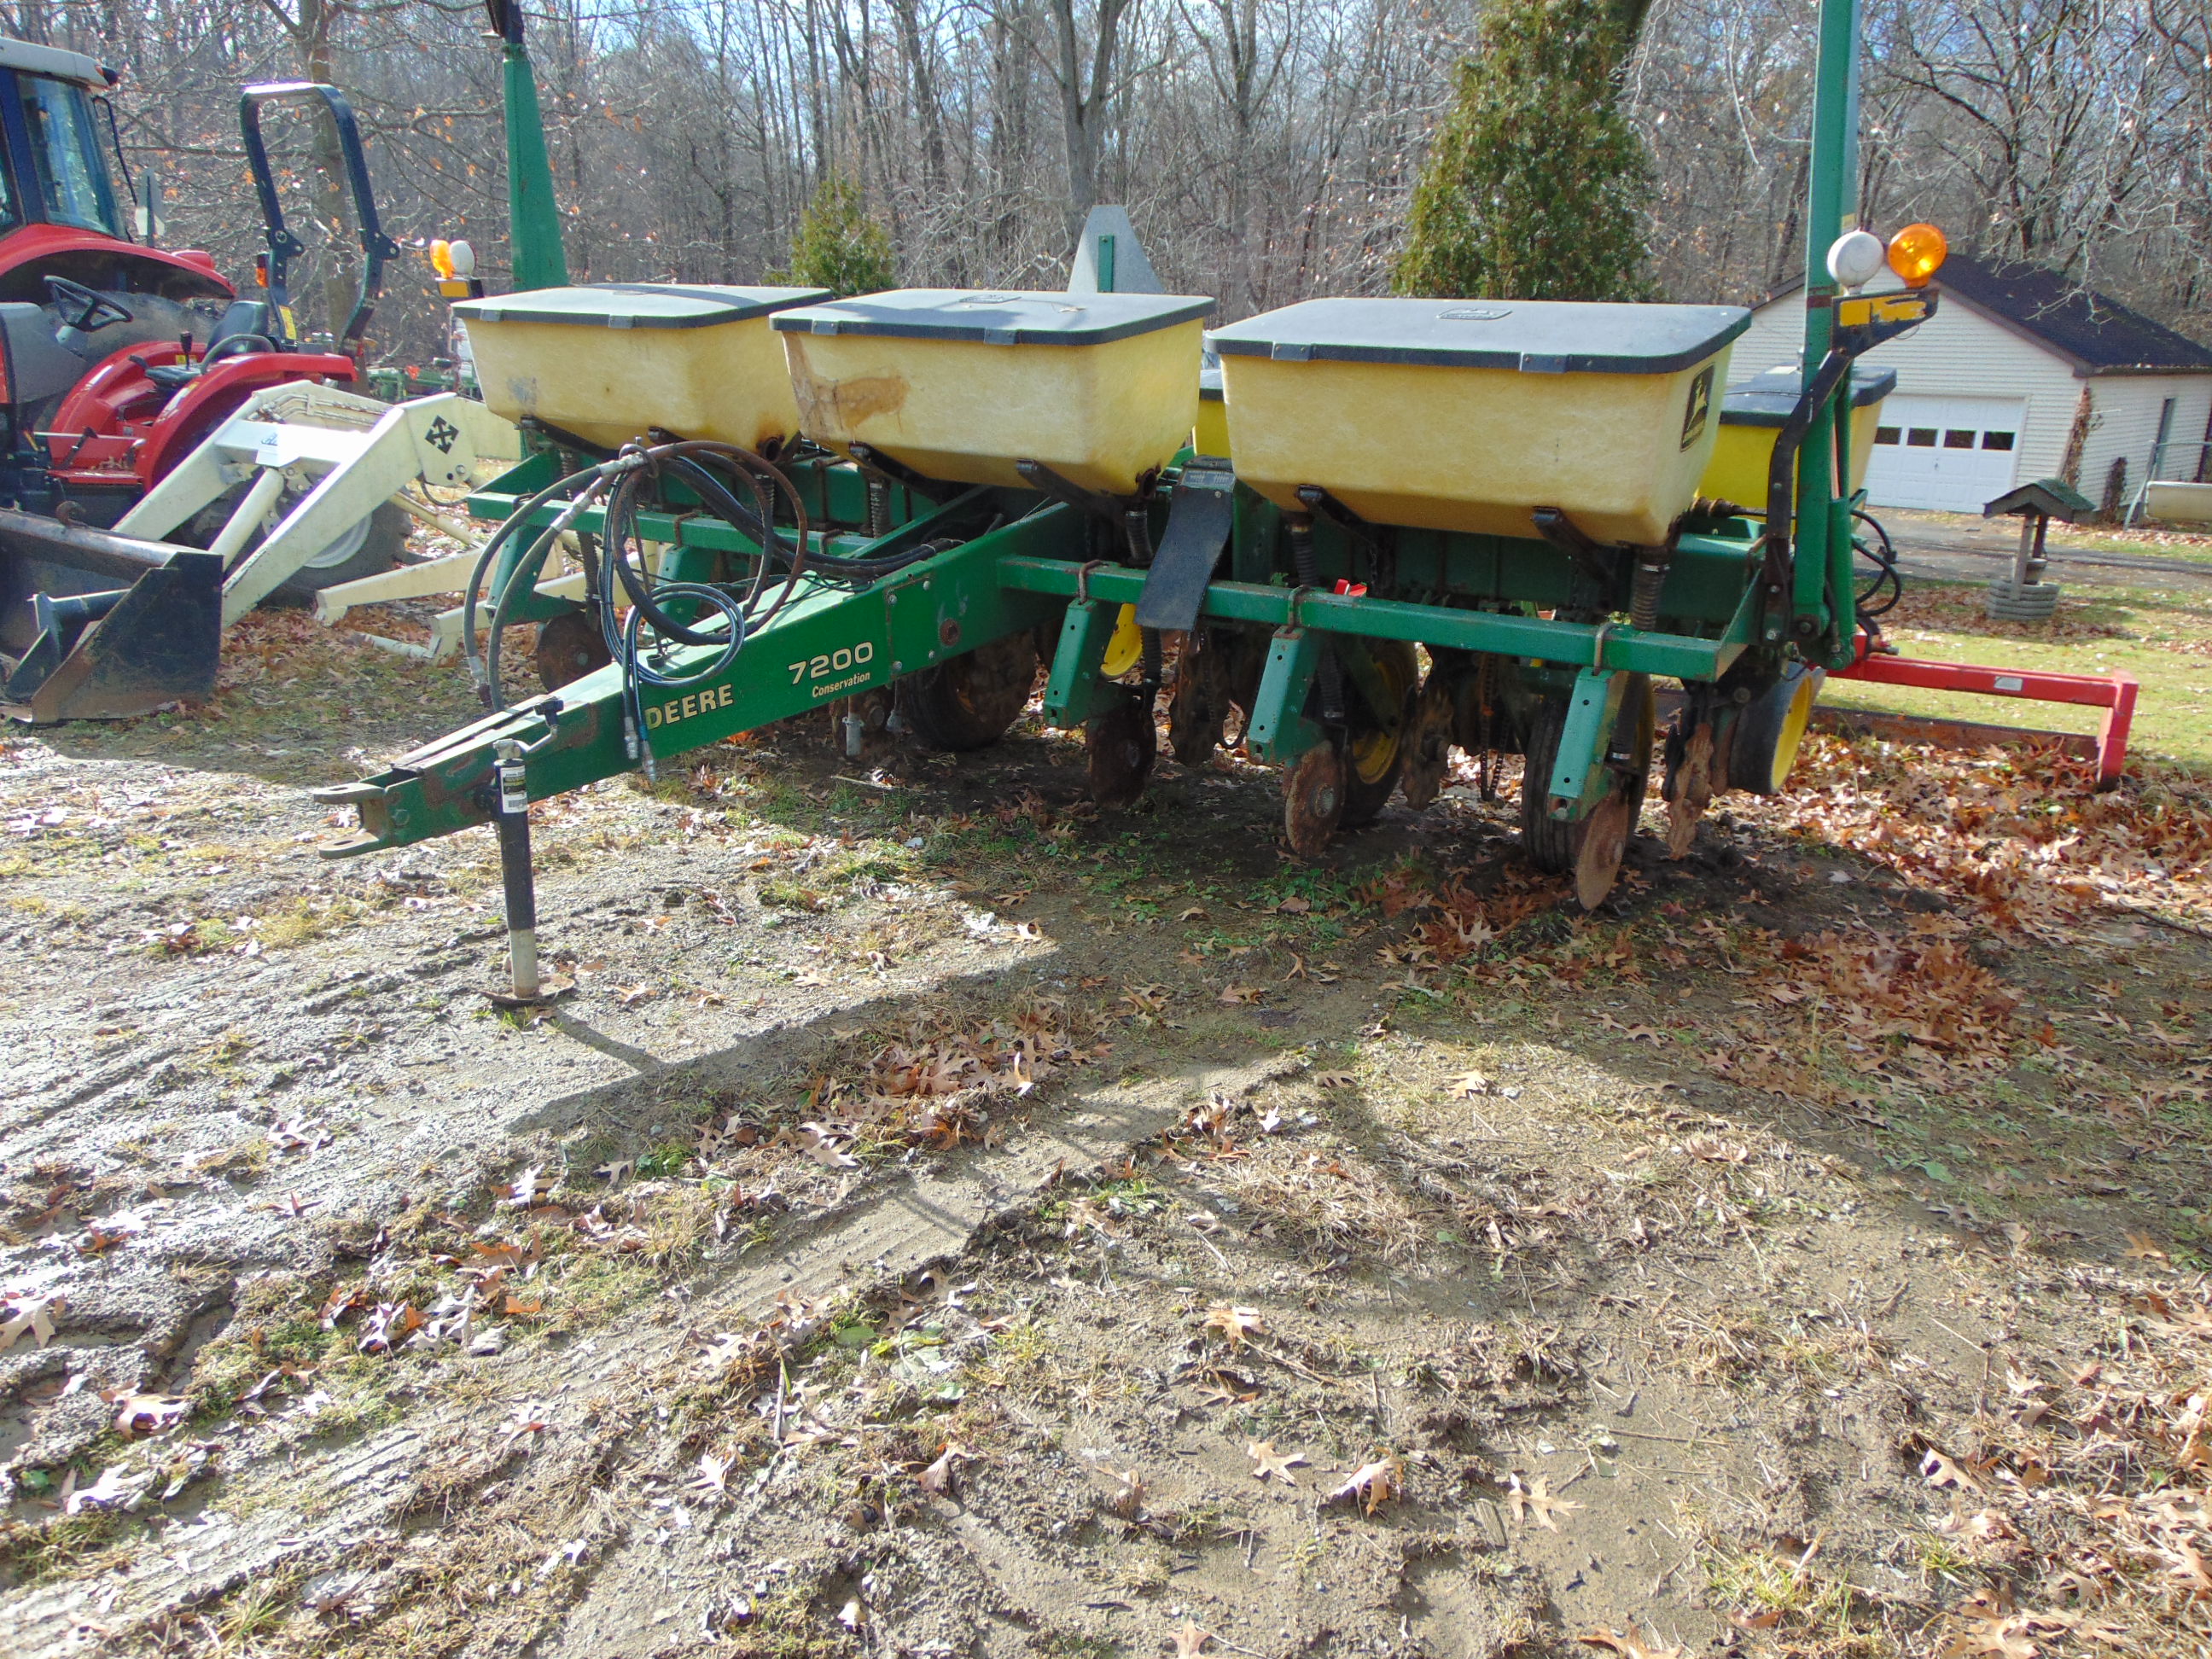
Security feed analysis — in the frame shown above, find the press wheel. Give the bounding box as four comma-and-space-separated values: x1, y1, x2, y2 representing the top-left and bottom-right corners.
1661, 719, 1716, 857
901, 632, 1039, 752
1086, 685, 1156, 808
1399, 665, 1458, 811
1520, 674, 1655, 909
1282, 742, 1346, 860
1167, 628, 1230, 766
1340, 639, 1419, 827
536, 608, 611, 691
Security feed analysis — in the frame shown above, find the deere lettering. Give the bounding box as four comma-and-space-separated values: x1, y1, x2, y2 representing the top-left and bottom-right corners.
643, 683, 736, 728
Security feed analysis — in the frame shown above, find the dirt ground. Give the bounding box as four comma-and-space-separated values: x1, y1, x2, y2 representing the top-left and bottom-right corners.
3, 606, 2211, 1659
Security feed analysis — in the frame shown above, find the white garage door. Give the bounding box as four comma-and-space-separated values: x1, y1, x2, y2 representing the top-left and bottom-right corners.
1864, 396, 2023, 512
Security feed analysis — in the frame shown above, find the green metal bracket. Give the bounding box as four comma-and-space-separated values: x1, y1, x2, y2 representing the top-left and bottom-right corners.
1822, 494, 1858, 667
1545, 667, 1626, 820
1244, 627, 1327, 764
1042, 600, 1123, 726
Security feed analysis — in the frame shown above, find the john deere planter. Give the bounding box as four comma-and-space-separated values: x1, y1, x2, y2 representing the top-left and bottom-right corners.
314, 0, 1946, 992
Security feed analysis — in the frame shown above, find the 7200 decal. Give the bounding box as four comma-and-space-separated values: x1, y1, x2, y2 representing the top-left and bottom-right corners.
792, 639, 880, 701
788, 640, 875, 684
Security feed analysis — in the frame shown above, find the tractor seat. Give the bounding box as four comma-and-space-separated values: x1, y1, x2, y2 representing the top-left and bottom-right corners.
141, 300, 282, 389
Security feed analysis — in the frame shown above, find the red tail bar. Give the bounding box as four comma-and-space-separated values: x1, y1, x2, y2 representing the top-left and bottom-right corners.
1830, 637, 2138, 787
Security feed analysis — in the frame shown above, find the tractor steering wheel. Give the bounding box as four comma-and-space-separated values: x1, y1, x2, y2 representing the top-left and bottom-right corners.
201, 332, 279, 366
45, 276, 135, 333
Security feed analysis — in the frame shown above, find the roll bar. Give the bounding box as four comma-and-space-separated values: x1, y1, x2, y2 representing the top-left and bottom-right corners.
237, 82, 398, 354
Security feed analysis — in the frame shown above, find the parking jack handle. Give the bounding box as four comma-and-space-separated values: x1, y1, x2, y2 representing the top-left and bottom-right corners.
492, 738, 539, 998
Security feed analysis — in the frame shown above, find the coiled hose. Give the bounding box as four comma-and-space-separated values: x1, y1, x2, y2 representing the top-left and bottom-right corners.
463, 437, 944, 774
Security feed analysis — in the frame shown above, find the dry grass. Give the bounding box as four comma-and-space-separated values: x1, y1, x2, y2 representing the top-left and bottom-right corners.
1206, 1137, 1426, 1260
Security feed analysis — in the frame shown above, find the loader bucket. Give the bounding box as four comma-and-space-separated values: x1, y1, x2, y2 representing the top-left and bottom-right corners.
0, 510, 223, 723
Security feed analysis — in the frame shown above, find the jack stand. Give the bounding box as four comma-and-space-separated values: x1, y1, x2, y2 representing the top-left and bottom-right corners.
486, 736, 570, 1005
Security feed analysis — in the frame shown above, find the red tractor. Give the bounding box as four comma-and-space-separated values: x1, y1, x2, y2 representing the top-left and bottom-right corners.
0, 35, 403, 591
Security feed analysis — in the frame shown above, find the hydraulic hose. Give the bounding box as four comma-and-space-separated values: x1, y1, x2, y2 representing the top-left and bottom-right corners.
464, 437, 952, 774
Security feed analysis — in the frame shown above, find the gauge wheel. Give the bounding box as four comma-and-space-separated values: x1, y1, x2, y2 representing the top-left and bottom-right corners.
1521, 673, 1655, 909
1340, 638, 1419, 827
900, 632, 1039, 751
536, 608, 612, 691
1086, 684, 1156, 808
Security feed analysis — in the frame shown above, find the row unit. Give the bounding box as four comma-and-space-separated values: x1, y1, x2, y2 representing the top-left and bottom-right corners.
457, 284, 1892, 549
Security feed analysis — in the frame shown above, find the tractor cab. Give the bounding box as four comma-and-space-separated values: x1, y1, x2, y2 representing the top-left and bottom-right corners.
0, 38, 393, 522
0, 41, 238, 447
0, 40, 230, 300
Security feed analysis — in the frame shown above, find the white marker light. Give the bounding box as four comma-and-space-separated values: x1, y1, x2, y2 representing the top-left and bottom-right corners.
448, 239, 476, 279
1826, 229, 1886, 290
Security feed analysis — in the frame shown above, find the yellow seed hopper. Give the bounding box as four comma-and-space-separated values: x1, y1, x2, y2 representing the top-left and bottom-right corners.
1208, 297, 1749, 544
773, 289, 1213, 497
1700, 363, 1895, 506
456, 284, 830, 451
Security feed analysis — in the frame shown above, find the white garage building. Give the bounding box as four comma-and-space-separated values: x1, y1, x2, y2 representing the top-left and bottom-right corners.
1726, 257, 2212, 515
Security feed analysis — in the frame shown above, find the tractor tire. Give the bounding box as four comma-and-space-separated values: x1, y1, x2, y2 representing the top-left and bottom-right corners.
899, 631, 1039, 751
179, 481, 410, 606
1985, 579, 2060, 621
1340, 638, 1420, 828
272, 502, 412, 602
1521, 675, 1655, 908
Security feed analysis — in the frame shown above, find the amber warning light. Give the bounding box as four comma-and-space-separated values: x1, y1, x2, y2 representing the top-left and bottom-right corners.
1886, 224, 1947, 288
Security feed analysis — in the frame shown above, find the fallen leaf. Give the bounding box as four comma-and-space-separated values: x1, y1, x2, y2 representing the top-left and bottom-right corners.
1325, 1456, 1403, 1514
1312, 1070, 1355, 1090
0, 1292, 62, 1353
1580, 1627, 1687, 1659
65, 1464, 145, 1516
1448, 1070, 1491, 1097
796, 1121, 860, 1168
690, 1452, 735, 1498
1171, 1621, 1212, 1658
918, 1441, 967, 1496
104, 1391, 189, 1439
500, 1165, 556, 1208
1193, 1367, 1260, 1406
1094, 1464, 1147, 1517
1247, 1441, 1307, 1485
1507, 1472, 1580, 1530
1936, 1592, 2048, 1659
1217, 984, 1263, 1004
1922, 1448, 1985, 1492
2124, 1231, 2169, 1263
1202, 1304, 1265, 1348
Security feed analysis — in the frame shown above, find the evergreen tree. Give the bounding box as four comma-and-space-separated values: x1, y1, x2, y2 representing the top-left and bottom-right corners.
1395, 0, 1655, 303
777, 176, 897, 297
